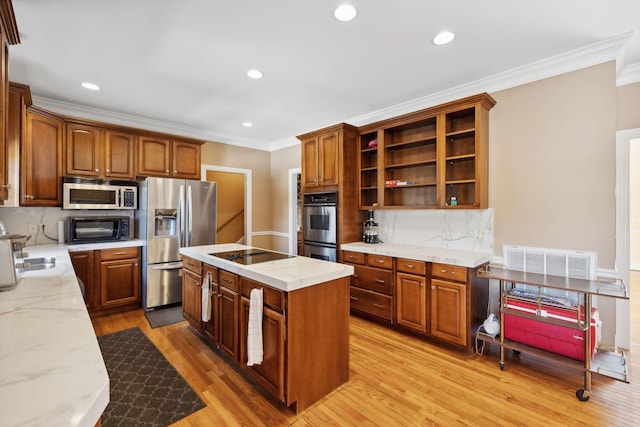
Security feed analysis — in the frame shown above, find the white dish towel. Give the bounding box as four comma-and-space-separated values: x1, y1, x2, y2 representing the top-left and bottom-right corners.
201, 271, 212, 322
247, 288, 264, 366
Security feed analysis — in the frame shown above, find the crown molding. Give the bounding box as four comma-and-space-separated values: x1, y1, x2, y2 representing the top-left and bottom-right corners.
31, 96, 274, 151
617, 63, 640, 86
32, 32, 634, 153
347, 32, 631, 128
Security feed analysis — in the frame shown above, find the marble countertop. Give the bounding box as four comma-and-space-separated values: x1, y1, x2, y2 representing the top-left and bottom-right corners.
340, 242, 491, 268
180, 244, 354, 292
0, 243, 110, 427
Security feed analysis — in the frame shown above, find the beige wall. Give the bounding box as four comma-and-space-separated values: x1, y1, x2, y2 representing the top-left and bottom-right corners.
200, 141, 273, 248
270, 144, 301, 253
490, 62, 617, 268
617, 82, 640, 130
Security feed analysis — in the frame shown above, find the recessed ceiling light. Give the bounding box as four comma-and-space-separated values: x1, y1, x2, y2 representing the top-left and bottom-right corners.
432, 31, 456, 46
242, 122, 253, 127
334, 4, 357, 22
247, 69, 263, 79
81, 82, 100, 91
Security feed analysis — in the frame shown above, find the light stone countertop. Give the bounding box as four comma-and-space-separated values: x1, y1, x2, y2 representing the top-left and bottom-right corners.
180, 243, 354, 292
0, 240, 143, 427
340, 242, 491, 268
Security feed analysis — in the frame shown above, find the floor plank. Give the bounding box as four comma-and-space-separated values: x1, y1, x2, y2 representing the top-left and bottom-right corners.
91, 273, 639, 426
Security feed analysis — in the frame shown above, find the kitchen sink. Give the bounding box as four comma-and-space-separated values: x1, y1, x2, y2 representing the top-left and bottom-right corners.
17, 257, 56, 272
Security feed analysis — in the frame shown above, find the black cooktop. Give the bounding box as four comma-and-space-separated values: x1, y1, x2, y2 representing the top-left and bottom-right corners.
209, 249, 294, 265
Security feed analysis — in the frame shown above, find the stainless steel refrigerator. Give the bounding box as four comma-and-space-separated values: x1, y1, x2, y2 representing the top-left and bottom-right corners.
137, 177, 216, 310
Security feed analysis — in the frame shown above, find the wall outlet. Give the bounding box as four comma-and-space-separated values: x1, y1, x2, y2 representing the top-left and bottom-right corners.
28, 224, 39, 235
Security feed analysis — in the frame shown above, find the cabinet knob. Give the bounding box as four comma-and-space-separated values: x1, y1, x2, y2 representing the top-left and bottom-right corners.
431, 286, 436, 289
166, 170, 170, 173
174, 170, 178, 173
95, 168, 99, 172
106, 169, 111, 173
313, 179, 317, 182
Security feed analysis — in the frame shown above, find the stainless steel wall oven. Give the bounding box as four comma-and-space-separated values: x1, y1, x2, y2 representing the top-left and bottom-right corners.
303, 192, 337, 262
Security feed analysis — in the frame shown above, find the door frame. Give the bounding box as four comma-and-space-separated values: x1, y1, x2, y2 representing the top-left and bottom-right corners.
201, 164, 252, 246
614, 127, 640, 349
288, 167, 301, 254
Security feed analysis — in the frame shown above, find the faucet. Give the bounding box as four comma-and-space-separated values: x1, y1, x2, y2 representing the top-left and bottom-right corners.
0, 219, 7, 236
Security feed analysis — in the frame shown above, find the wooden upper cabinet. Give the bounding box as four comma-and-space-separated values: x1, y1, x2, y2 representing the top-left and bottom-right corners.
300, 130, 339, 189
137, 135, 171, 177
22, 110, 64, 206
66, 123, 102, 177
172, 140, 201, 179
137, 136, 201, 179
301, 136, 319, 187
1, 4, 19, 203
104, 130, 135, 179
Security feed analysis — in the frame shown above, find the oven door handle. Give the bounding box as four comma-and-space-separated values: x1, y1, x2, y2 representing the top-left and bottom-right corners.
150, 262, 184, 270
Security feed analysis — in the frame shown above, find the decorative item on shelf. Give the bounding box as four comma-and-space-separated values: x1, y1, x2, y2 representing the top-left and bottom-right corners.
385, 180, 397, 187
362, 210, 380, 244
367, 138, 378, 148
450, 196, 458, 206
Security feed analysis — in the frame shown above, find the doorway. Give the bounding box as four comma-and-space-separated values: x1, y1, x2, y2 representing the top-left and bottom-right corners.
202, 164, 252, 246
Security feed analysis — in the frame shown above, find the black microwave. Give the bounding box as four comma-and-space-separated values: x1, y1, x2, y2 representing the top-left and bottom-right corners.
67, 216, 131, 244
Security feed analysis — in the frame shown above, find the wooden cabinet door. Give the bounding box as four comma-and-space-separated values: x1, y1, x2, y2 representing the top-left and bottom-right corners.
301, 136, 319, 188
137, 135, 170, 177
182, 268, 202, 330
202, 265, 219, 343
104, 130, 135, 179
240, 297, 285, 402
69, 250, 95, 310
172, 140, 200, 179
66, 123, 102, 177
430, 279, 467, 346
318, 131, 339, 187
0, 33, 8, 201
22, 111, 64, 206
396, 272, 428, 333
99, 257, 140, 308
218, 284, 239, 361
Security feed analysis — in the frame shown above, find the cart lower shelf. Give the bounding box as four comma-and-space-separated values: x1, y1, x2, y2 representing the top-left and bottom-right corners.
476, 331, 629, 401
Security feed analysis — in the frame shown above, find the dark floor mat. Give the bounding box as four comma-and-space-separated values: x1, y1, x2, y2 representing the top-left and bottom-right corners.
144, 305, 185, 328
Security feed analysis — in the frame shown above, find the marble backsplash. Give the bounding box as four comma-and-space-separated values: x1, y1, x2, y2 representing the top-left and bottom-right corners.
0, 207, 134, 245
372, 208, 493, 254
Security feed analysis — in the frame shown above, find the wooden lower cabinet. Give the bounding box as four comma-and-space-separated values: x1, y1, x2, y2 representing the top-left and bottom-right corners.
240, 292, 285, 402
182, 256, 203, 330
344, 250, 488, 352
396, 272, 428, 333
70, 246, 141, 316
430, 279, 467, 346
182, 260, 350, 413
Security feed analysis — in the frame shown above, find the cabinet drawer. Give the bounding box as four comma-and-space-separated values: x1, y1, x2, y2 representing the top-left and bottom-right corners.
343, 251, 365, 265
100, 246, 140, 261
183, 256, 202, 274
432, 263, 467, 282
397, 258, 426, 275
219, 270, 239, 292
350, 287, 392, 321
240, 277, 285, 313
352, 265, 393, 295
366, 254, 393, 269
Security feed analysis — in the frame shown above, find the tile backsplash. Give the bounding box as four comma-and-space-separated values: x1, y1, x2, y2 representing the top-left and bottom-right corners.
372, 208, 493, 253
0, 207, 133, 245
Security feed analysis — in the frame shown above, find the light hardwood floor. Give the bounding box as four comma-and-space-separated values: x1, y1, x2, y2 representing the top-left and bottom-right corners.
91, 274, 638, 426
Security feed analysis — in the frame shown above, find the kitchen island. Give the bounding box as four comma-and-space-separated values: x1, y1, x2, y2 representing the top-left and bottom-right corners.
179, 244, 354, 413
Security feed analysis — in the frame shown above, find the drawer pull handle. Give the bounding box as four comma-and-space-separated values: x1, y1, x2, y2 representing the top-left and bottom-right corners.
223, 278, 232, 284
348, 256, 357, 260
350, 296, 358, 301
373, 303, 385, 309
352, 274, 359, 278
112, 251, 128, 255
406, 264, 414, 268
375, 259, 384, 263
374, 279, 386, 284
440, 269, 451, 274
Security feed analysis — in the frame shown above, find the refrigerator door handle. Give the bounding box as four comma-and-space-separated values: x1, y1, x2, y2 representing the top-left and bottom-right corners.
186, 184, 193, 246
150, 262, 184, 270
178, 184, 185, 247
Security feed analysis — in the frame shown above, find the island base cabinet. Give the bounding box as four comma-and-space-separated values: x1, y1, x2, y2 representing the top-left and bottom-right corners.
182, 268, 202, 331
286, 276, 350, 413
240, 298, 285, 402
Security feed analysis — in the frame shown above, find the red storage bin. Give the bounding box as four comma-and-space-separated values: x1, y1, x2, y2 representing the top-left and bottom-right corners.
504, 297, 598, 361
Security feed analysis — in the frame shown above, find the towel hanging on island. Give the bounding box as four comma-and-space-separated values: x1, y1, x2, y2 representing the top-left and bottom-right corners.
201, 271, 212, 322
247, 288, 264, 366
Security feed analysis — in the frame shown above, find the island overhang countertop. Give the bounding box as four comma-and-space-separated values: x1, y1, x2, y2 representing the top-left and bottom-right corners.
180, 244, 353, 292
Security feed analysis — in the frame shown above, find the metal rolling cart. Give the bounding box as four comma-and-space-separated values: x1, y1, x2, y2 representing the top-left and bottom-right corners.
476, 266, 629, 401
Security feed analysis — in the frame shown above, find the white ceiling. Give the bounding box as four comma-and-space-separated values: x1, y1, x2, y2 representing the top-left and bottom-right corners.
9, 0, 640, 151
